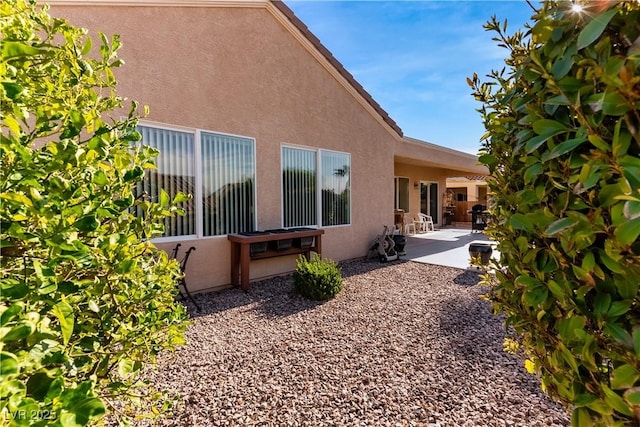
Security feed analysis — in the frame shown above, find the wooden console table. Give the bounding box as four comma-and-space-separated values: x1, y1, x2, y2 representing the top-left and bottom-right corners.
228, 228, 324, 290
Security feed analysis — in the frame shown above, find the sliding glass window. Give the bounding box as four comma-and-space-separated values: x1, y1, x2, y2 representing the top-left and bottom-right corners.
137, 126, 196, 237
136, 124, 255, 239
201, 132, 255, 236
282, 146, 350, 228
282, 147, 316, 228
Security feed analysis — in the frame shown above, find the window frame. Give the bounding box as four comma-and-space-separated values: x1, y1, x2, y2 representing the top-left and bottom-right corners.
280, 144, 351, 229
137, 120, 257, 242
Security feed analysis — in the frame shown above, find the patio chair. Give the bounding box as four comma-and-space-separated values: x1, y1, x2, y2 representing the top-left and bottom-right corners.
415, 213, 435, 233
170, 243, 201, 311
403, 213, 416, 235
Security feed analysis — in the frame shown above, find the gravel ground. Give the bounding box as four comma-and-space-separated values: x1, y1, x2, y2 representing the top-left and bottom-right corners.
148, 259, 570, 426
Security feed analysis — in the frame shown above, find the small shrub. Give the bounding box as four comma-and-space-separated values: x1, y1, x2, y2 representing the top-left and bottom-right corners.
293, 253, 343, 300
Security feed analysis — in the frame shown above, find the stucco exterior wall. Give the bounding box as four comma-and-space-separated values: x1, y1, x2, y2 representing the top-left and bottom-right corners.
49, 3, 396, 292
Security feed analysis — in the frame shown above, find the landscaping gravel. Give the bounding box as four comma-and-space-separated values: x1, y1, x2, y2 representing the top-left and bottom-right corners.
148, 259, 570, 426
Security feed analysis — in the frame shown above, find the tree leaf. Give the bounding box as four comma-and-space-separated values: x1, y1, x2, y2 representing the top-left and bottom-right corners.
614, 217, 640, 246
533, 119, 568, 135
543, 135, 587, 161
88, 300, 100, 313
0, 192, 33, 207
585, 398, 613, 416
551, 44, 576, 79
509, 213, 534, 231
602, 384, 633, 417
75, 215, 99, 232
571, 407, 593, 427
2, 41, 46, 58
624, 387, 640, 405
53, 301, 74, 346
81, 36, 92, 55
605, 323, 634, 349
545, 217, 578, 236
608, 300, 631, 318
577, 9, 618, 50
159, 189, 169, 207
0, 352, 19, 378
601, 90, 629, 116
623, 201, 640, 220
118, 359, 135, 377
544, 94, 571, 106
26, 372, 55, 400
614, 275, 639, 300
524, 163, 543, 183
0, 303, 23, 327
593, 293, 611, 317
68, 397, 106, 426
610, 364, 639, 390
2, 82, 23, 100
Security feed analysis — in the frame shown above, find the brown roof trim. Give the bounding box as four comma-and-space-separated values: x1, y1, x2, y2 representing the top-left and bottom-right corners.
271, 0, 403, 137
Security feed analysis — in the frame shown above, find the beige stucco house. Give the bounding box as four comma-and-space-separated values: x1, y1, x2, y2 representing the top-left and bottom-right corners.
49, 0, 487, 292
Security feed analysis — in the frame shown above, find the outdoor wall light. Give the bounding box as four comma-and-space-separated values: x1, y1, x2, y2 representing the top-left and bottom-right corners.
414, 181, 419, 189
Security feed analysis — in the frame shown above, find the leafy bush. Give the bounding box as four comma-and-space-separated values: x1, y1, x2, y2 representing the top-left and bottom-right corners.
469, 1, 640, 425
1, 1, 188, 425
293, 254, 343, 300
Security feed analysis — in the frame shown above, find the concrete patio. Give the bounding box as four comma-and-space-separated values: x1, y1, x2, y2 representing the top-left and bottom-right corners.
401, 227, 498, 270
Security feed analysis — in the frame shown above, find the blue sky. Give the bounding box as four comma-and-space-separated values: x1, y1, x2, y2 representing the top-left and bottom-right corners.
284, 1, 537, 154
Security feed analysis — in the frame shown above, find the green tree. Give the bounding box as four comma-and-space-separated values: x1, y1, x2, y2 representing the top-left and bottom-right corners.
1, 1, 188, 425
470, 1, 640, 425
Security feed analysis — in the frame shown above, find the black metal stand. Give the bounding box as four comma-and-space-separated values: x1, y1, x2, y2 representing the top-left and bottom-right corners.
170, 243, 200, 311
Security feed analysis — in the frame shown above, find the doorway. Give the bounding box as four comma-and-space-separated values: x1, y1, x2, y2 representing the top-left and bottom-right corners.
420, 181, 439, 224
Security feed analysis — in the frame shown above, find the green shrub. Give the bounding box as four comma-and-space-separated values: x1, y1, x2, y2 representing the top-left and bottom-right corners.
293, 253, 343, 300
469, 1, 640, 425
1, 1, 188, 425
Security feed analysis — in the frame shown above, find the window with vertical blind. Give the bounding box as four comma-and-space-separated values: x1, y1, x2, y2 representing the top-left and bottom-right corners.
136, 123, 255, 239
282, 146, 350, 228
282, 147, 317, 227
201, 131, 255, 236
137, 126, 196, 237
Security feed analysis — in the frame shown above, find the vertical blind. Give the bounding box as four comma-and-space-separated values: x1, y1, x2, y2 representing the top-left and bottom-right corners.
201, 132, 255, 236
321, 151, 350, 226
137, 126, 195, 237
282, 147, 317, 228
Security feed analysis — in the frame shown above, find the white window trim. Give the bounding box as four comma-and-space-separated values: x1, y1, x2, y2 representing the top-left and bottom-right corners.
280, 144, 351, 229
138, 120, 257, 242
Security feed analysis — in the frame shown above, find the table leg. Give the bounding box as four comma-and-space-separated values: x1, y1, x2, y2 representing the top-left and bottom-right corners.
240, 243, 250, 291
230, 242, 240, 288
